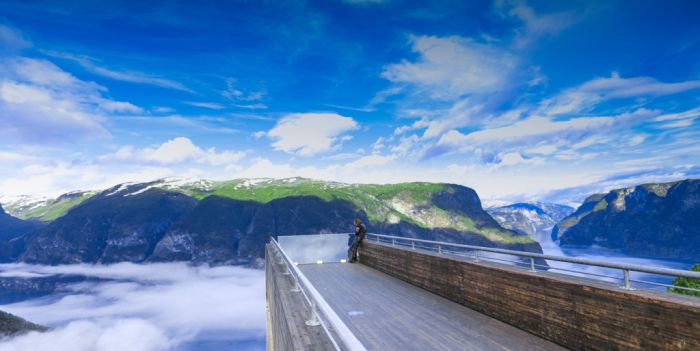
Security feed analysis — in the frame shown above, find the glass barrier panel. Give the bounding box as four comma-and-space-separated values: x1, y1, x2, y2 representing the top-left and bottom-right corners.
277, 234, 353, 264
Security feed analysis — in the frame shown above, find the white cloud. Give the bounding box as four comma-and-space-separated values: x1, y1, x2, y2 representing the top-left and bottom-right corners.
0, 161, 175, 198
382, 35, 518, 99
497, 151, 544, 166
45, 51, 192, 92
0, 56, 152, 144
653, 107, 700, 128
99, 101, 144, 114
321, 152, 364, 161
390, 134, 420, 156
235, 103, 268, 109
343, 154, 396, 172
222, 78, 266, 103
628, 134, 647, 146
266, 113, 358, 156
0, 63, 109, 143
0, 150, 37, 162
183, 101, 225, 110
235, 154, 396, 181
0, 24, 31, 53
497, 0, 579, 48
420, 98, 487, 138
577, 74, 700, 98
434, 109, 658, 159
152, 106, 174, 114
101, 137, 246, 166
524, 144, 557, 155
538, 74, 700, 117
0, 263, 265, 351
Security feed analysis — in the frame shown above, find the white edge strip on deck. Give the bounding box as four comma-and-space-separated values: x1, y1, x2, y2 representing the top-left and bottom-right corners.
272, 238, 368, 351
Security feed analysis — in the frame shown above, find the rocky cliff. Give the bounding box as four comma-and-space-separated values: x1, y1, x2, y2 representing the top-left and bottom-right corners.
486, 203, 574, 242
555, 179, 700, 261
5, 178, 541, 266
0, 205, 43, 263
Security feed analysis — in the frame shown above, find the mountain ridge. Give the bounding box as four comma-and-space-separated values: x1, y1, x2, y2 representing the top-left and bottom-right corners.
2, 178, 541, 266
554, 179, 700, 261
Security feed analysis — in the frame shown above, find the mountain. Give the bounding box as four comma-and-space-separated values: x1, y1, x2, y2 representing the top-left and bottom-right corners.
0, 205, 42, 241
0, 310, 47, 336
554, 179, 700, 261
6, 178, 542, 266
486, 203, 574, 242
1, 191, 96, 222
0, 205, 43, 262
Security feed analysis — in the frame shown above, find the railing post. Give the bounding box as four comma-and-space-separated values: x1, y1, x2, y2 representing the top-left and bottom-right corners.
438, 245, 442, 254
621, 269, 636, 290
412, 240, 415, 250
305, 301, 321, 327
474, 250, 479, 262
392, 238, 395, 247
291, 281, 301, 292
529, 257, 536, 272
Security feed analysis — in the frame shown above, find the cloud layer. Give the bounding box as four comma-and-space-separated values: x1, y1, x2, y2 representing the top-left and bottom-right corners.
0, 263, 265, 351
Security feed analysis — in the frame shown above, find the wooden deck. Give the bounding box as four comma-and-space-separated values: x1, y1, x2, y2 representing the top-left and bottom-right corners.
299, 262, 567, 351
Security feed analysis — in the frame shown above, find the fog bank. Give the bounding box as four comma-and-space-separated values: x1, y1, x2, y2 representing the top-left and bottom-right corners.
0, 263, 266, 351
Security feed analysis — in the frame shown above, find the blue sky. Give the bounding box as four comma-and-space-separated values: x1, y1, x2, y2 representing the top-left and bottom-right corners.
1, 0, 700, 204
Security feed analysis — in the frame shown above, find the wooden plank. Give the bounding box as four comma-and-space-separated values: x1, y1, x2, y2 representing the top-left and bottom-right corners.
360, 241, 700, 351
300, 262, 566, 351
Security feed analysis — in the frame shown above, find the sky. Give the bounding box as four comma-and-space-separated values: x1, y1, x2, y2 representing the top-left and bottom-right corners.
1, 0, 700, 204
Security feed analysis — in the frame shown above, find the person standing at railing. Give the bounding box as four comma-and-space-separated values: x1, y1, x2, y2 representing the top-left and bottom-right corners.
348, 218, 366, 263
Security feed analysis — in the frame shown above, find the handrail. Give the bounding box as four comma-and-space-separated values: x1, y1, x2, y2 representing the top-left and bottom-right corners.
365, 233, 700, 291
270, 238, 367, 351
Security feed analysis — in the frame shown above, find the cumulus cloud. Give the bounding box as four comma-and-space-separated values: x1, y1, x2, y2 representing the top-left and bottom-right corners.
101, 137, 246, 166
266, 113, 358, 156
0, 263, 265, 351
0, 57, 147, 144
382, 35, 518, 99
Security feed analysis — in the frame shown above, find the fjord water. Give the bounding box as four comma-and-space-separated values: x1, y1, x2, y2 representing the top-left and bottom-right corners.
539, 238, 693, 289
0, 263, 266, 351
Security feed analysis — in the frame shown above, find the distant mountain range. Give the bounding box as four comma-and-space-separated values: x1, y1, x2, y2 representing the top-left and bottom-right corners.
5, 177, 698, 265
553, 179, 700, 261
0, 178, 539, 266
486, 203, 574, 242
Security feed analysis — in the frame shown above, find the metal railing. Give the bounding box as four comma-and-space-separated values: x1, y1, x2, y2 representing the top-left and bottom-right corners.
365, 233, 700, 294
270, 238, 367, 351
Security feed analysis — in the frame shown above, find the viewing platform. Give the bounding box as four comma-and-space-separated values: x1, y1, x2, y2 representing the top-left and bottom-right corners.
266, 234, 700, 351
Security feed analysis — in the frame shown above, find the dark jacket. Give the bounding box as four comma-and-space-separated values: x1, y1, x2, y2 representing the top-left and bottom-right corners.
355, 223, 367, 239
